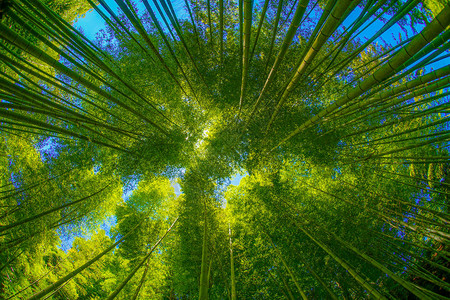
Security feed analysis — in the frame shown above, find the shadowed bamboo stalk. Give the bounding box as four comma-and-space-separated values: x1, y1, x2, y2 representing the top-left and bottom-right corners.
300, 181, 449, 243
374, 230, 450, 259
140, 0, 201, 104
0, 108, 130, 152
19, 0, 111, 64
207, 0, 213, 43
300, 258, 339, 300
378, 241, 450, 291
239, 0, 243, 72
379, 168, 450, 189
376, 234, 450, 277
272, 192, 445, 298
338, 178, 450, 223
360, 128, 450, 149
361, 133, 450, 161
184, 0, 200, 49
0, 51, 131, 125
0, 76, 140, 141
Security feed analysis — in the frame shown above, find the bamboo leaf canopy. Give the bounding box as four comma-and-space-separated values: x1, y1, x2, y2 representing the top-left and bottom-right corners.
0, 0, 449, 299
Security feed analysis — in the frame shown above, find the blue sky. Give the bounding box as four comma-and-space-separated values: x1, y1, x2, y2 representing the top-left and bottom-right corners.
75, 0, 187, 40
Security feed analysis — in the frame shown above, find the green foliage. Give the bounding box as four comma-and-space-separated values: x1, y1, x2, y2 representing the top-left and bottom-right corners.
1, 0, 450, 299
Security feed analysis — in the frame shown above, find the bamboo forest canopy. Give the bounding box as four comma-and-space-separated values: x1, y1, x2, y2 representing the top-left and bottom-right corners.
0, 0, 449, 298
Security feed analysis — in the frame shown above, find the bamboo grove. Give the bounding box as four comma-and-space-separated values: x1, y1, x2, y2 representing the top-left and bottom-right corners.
0, 0, 449, 298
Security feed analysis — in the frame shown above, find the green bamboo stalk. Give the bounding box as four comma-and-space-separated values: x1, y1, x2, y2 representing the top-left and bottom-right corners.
27, 218, 147, 300
267, 268, 294, 300
375, 233, 450, 277
374, 230, 450, 260
336, 65, 450, 118
264, 0, 285, 73
249, 0, 270, 62
238, 0, 253, 115
199, 201, 209, 300
342, 99, 450, 141
338, 178, 450, 223
150, 0, 177, 41
113, 0, 190, 100
246, 0, 310, 124
229, 225, 237, 300
339, 77, 450, 130
380, 169, 450, 189
141, 0, 200, 103
272, 3, 450, 150
19, 0, 111, 64
302, 180, 448, 241
18, 0, 169, 124
379, 241, 450, 290
295, 223, 388, 299
5, 253, 73, 300
323, 0, 389, 71
131, 261, 149, 300
183, 0, 201, 50
0, 42, 131, 125
0, 52, 129, 124
266, 234, 308, 299
0, 184, 110, 233
106, 217, 179, 299
364, 128, 450, 149
207, 0, 213, 44
330, 232, 433, 299
219, 0, 224, 64
301, 259, 339, 300
239, 0, 243, 71
324, 0, 421, 81
0, 108, 129, 152
266, 0, 354, 133
157, 0, 209, 94
364, 133, 450, 161
0, 22, 172, 137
